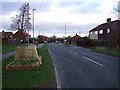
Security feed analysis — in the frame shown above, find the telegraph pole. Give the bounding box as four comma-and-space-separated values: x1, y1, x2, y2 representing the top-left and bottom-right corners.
79, 30, 81, 36
65, 25, 66, 38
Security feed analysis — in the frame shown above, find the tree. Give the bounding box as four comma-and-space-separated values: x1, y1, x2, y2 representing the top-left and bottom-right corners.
10, 3, 31, 31
113, 1, 120, 20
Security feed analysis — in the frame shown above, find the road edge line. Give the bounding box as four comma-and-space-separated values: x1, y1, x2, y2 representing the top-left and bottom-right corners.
46, 45, 62, 89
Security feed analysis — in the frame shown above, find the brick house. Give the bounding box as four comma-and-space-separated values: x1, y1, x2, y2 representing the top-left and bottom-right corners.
89, 18, 120, 47
71, 33, 81, 45
13, 30, 30, 44
89, 18, 120, 40
0, 31, 16, 45
37, 35, 49, 43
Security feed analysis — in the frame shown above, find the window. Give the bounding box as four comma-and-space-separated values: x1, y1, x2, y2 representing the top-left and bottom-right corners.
99, 30, 103, 34
107, 28, 110, 33
95, 31, 98, 34
6, 36, 8, 38
2, 36, 4, 38
90, 32, 92, 34
10, 36, 12, 38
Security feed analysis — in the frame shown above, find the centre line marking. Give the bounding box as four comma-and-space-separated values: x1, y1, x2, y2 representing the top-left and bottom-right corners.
69, 50, 78, 54
82, 56, 103, 67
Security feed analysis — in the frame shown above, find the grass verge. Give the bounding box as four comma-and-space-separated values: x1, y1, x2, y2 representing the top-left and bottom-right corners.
2, 45, 56, 88
90, 47, 120, 57
1, 45, 27, 55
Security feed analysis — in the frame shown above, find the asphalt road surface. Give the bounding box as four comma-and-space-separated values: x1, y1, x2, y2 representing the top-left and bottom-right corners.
47, 43, 119, 88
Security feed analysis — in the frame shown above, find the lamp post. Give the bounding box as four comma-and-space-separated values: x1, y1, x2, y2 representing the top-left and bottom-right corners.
33, 9, 36, 44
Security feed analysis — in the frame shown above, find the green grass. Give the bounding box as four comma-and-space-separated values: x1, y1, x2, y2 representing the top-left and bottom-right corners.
2, 45, 56, 88
90, 47, 120, 57
1, 45, 27, 55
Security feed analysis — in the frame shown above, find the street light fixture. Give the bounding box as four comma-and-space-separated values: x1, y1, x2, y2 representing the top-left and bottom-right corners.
33, 9, 36, 44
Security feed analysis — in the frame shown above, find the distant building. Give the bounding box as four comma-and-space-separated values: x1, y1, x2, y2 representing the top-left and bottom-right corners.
1, 31, 13, 39
0, 31, 16, 45
13, 30, 30, 44
37, 35, 49, 43
71, 33, 81, 45
89, 18, 120, 41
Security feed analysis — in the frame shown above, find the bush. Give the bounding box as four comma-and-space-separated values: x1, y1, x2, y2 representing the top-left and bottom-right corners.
76, 39, 108, 48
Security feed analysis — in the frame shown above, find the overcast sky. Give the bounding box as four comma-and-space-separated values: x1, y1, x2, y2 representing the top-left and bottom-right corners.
0, 0, 119, 37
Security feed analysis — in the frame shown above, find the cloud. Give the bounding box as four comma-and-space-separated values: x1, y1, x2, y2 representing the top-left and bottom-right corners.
2, 2, 23, 15
1, 0, 119, 37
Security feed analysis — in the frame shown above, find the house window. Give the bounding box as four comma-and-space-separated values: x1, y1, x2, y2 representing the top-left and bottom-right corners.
10, 36, 12, 38
90, 32, 92, 34
95, 31, 98, 34
99, 30, 103, 34
2, 36, 4, 38
107, 28, 110, 33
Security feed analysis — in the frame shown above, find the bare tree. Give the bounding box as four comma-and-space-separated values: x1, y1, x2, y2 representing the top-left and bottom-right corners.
113, 1, 120, 20
10, 3, 31, 31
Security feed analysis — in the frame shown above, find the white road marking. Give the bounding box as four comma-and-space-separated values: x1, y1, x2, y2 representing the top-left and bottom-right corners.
82, 56, 103, 67
69, 50, 72, 52
73, 52, 78, 54
69, 50, 78, 54
86, 49, 90, 50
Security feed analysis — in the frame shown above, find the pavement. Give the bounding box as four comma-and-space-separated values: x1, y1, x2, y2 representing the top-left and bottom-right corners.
1, 44, 43, 60
47, 43, 119, 88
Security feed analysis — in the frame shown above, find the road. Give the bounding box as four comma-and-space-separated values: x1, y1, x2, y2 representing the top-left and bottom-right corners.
47, 43, 118, 88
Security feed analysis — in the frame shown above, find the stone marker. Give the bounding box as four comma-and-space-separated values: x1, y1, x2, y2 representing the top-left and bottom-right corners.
6, 45, 42, 70
15, 45, 42, 64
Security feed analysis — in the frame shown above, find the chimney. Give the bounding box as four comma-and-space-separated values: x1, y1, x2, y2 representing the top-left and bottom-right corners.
107, 18, 111, 23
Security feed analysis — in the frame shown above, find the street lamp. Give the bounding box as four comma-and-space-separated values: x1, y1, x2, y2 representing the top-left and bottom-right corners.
33, 9, 36, 44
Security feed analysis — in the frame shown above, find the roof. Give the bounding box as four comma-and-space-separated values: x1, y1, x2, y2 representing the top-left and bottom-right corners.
89, 20, 120, 32
37, 35, 48, 39
72, 33, 81, 39
2, 32, 13, 36
14, 30, 29, 36
21, 30, 29, 35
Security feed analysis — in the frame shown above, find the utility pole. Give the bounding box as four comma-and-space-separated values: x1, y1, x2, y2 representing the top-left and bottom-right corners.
33, 9, 36, 44
79, 30, 81, 36
65, 25, 66, 38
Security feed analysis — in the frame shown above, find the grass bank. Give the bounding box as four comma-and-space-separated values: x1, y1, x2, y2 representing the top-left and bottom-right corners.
2, 45, 56, 88
90, 47, 120, 57
1, 45, 28, 55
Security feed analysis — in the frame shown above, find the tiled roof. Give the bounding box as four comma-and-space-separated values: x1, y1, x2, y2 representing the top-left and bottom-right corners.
2, 32, 13, 36
14, 30, 29, 36
89, 20, 120, 32
21, 30, 29, 35
72, 33, 81, 39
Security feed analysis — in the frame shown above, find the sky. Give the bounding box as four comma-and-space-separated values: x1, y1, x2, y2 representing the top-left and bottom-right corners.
0, 0, 119, 38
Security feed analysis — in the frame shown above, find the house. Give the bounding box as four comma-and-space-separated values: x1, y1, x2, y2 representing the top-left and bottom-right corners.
89, 18, 120, 41
71, 33, 81, 45
13, 30, 30, 44
1, 31, 13, 39
37, 35, 49, 43
0, 31, 16, 45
